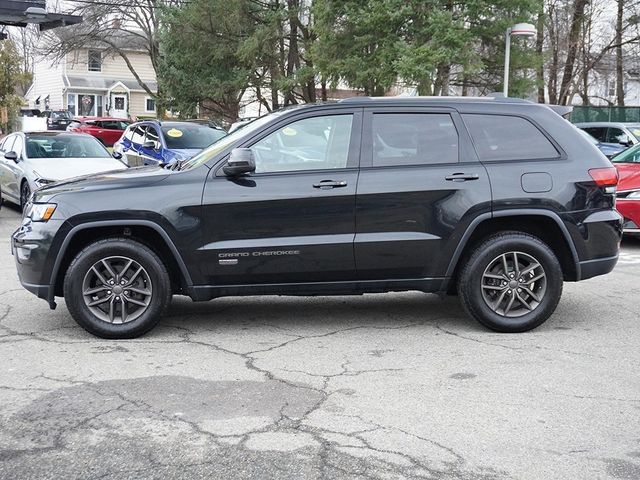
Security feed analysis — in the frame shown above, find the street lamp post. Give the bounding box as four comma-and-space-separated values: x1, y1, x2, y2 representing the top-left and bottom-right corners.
503, 23, 538, 97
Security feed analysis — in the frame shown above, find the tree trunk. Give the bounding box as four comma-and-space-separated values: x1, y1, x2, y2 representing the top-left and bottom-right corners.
616, 0, 625, 106
558, 0, 589, 105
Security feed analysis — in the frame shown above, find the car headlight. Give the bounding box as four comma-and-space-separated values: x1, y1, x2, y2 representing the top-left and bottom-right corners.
26, 203, 57, 222
627, 191, 640, 199
34, 178, 56, 188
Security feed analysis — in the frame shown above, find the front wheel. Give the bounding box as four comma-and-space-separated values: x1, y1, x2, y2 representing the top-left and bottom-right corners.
457, 232, 563, 333
64, 238, 172, 338
20, 181, 30, 211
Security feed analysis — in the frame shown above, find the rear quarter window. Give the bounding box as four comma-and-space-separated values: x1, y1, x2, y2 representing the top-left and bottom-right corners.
463, 114, 559, 161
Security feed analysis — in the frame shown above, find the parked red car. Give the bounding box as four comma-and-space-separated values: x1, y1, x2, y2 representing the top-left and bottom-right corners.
67, 117, 131, 147
611, 144, 640, 235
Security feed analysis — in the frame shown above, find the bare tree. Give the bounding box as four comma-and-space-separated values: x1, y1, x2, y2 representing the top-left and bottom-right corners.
39, 0, 185, 115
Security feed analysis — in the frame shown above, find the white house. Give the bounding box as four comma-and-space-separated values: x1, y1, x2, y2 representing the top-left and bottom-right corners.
26, 30, 158, 119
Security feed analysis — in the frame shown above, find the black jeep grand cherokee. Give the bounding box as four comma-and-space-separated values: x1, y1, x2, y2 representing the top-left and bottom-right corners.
12, 97, 622, 338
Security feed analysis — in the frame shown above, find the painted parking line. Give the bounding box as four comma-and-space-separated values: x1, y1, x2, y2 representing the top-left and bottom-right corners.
618, 252, 640, 265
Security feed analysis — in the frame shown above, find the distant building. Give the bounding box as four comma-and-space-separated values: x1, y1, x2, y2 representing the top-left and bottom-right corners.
26, 30, 157, 119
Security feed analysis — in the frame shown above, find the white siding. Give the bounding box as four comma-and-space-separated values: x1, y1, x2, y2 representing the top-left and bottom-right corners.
28, 55, 65, 110
66, 49, 156, 84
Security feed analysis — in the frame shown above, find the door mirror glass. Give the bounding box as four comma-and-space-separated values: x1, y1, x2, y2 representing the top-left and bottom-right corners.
4, 151, 18, 162
223, 148, 256, 176
618, 134, 632, 147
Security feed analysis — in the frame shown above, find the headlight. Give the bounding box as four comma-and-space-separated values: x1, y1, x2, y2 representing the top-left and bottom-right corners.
627, 191, 640, 199
34, 178, 56, 188
26, 203, 57, 222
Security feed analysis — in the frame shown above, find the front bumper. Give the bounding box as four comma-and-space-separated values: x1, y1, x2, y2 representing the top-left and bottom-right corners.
12, 218, 64, 307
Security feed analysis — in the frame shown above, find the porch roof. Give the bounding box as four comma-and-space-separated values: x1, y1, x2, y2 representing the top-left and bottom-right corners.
64, 75, 157, 93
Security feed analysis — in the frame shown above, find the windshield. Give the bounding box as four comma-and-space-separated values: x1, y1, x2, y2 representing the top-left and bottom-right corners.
161, 124, 227, 149
51, 111, 72, 120
26, 135, 111, 159
180, 112, 286, 170
611, 144, 640, 163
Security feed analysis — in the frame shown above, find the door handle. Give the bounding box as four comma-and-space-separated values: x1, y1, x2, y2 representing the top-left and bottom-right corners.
313, 180, 348, 189
445, 173, 480, 182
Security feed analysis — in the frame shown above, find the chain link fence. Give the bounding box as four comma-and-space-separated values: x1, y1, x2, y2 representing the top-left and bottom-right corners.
571, 106, 640, 123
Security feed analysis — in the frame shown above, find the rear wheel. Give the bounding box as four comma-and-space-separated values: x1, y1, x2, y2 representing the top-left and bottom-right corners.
458, 232, 563, 332
64, 238, 171, 338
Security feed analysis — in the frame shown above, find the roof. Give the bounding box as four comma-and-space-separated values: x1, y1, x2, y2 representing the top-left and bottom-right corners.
55, 27, 147, 52
76, 116, 131, 121
0, 0, 82, 31
64, 75, 157, 93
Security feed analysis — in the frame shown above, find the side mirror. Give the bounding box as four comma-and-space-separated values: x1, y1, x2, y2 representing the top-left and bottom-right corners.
618, 135, 632, 147
223, 148, 256, 176
112, 151, 123, 160
142, 140, 158, 150
4, 151, 18, 163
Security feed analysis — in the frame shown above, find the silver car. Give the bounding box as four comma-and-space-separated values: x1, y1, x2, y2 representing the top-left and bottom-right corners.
0, 131, 127, 210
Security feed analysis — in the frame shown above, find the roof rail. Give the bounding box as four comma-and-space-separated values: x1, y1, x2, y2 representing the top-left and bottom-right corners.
338, 95, 534, 104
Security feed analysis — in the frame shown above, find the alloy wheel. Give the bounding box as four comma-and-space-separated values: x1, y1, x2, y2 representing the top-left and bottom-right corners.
480, 251, 547, 318
82, 256, 153, 324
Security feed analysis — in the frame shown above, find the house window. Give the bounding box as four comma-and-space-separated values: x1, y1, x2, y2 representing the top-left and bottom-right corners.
145, 97, 156, 112
88, 50, 102, 72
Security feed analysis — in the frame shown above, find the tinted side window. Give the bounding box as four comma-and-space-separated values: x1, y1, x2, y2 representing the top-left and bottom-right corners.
131, 126, 147, 145
463, 114, 559, 161
606, 128, 626, 144
250, 114, 353, 173
144, 126, 160, 148
371, 113, 458, 166
582, 127, 607, 142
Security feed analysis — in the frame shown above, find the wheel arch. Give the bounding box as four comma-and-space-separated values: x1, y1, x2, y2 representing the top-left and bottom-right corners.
443, 210, 581, 293
50, 220, 193, 300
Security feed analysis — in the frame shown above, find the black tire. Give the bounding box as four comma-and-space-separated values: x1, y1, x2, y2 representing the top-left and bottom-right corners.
457, 232, 563, 333
63, 238, 171, 339
20, 181, 30, 211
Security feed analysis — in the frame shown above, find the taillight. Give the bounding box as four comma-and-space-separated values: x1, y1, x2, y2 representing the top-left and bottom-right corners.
589, 167, 618, 187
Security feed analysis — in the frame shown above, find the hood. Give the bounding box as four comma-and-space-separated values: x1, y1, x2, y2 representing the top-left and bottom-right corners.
33, 165, 171, 202
615, 163, 640, 191
28, 157, 127, 181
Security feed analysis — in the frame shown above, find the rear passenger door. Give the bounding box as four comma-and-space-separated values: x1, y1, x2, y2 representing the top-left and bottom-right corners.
354, 107, 492, 281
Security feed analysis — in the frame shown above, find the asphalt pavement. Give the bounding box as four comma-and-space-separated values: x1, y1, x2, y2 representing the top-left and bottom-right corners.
1, 202, 639, 480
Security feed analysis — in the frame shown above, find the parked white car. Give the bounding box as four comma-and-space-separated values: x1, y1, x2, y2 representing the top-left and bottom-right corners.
0, 131, 127, 210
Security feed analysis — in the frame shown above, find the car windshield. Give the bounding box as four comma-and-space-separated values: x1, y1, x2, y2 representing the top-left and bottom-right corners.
161, 124, 227, 149
180, 112, 286, 170
611, 144, 640, 163
51, 111, 72, 120
26, 135, 111, 159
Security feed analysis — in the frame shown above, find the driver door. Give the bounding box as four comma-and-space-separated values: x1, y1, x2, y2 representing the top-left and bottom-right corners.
199, 109, 362, 285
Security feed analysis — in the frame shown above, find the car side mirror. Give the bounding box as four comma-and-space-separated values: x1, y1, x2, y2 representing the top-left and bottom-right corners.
112, 151, 123, 160
223, 148, 256, 176
142, 140, 158, 150
618, 135, 632, 147
4, 151, 18, 163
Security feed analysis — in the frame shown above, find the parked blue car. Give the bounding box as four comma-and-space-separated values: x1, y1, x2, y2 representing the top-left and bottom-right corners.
576, 128, 627, 159
113, 120, 226, 167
